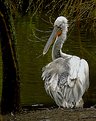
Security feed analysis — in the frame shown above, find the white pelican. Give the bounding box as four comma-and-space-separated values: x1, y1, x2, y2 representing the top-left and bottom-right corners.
42, 16, 89, 108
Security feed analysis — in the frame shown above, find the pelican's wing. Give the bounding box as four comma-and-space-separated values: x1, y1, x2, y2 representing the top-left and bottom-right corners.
42, 57, 70, 106
42, 56, 89, 107
66, 56, 89, 103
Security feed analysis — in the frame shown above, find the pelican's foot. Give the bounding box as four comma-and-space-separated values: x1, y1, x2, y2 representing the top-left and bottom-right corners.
76, 98, 84, 108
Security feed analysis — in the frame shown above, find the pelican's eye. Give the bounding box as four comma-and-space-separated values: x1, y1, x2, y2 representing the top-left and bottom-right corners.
57, 25, 62, 30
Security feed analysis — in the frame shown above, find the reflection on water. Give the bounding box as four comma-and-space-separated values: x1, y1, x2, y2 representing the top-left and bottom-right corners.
0, 14, 96, 107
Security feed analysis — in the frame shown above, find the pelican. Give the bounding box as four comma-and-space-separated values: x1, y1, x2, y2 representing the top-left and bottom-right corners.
42, 16, 89, 108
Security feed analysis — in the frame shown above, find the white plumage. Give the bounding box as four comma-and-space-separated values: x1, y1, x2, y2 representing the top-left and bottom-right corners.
42, 16, 89, 108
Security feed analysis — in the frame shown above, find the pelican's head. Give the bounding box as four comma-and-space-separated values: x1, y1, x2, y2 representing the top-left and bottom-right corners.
54, 16, 68, 31
43, 16, 68, 55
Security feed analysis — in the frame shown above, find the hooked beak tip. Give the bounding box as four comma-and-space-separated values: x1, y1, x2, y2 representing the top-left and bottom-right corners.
43, 51, 46, 56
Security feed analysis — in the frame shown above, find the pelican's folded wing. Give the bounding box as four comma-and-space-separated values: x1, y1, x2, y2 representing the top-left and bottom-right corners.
42, 57, 89, 107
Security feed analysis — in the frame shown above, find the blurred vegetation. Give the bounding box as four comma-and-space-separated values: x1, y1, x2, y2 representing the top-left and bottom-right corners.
8, 0, 96, 35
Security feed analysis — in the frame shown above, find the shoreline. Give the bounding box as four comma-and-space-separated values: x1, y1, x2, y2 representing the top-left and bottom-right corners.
2, 107, 96, 121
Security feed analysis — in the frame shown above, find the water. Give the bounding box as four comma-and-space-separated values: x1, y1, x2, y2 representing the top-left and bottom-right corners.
0, 14, 96, 107
15, 15, 54, 106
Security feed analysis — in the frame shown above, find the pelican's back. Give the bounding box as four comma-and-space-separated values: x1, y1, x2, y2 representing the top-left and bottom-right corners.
42, 56, 89, 108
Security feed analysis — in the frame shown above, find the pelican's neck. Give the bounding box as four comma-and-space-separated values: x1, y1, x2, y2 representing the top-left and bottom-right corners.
52, 31, 67, 60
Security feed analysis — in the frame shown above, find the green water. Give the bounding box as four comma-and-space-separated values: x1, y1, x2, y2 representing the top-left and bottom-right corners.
15, 15, 54, 106
0, 14, 96, 107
